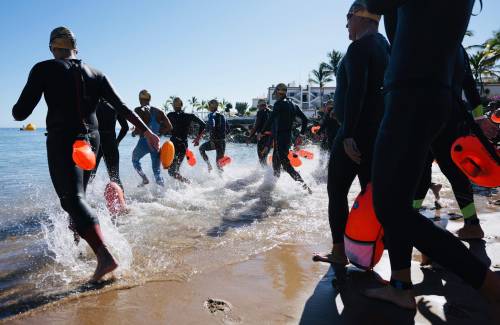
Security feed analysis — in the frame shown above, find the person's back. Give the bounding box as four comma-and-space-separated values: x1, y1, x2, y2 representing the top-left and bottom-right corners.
13, 58, 138, 134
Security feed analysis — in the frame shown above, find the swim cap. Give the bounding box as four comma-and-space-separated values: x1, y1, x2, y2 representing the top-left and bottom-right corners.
139, 90, 151, 101
276, 83, 287, 91
349, 1, 381, 23
49, 26, 77, 50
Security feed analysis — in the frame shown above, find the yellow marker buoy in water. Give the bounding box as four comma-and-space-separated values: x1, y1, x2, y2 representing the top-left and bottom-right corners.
21, 123, 36, 131
160, 140, 175, 169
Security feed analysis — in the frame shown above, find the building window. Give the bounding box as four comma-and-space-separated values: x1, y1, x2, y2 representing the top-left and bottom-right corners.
289, 92, 295, 97
302, 94, 308, 102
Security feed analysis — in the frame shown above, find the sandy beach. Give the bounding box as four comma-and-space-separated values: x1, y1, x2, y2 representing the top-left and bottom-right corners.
5, 199, 499, 325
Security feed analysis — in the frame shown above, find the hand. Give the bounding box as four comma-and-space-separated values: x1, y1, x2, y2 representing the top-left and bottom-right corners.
476, 117, 498, 139
343, 138, 361, 164
144, 130, 160, 151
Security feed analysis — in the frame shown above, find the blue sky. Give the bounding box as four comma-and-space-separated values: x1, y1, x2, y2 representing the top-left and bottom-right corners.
1, 0, 498, 127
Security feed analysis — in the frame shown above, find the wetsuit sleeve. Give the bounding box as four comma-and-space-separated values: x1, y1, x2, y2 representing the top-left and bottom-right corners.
250, 111, 264, 137
294, 105, 308, 134
366, 0, 408, 14
116, 113, 129, 144
462, 49, 482, 112
157, 109, 173, 134
191, 114, 206, 136
342, 42, 369, 138
100, 75, 148, 135
12, 64, 44, 121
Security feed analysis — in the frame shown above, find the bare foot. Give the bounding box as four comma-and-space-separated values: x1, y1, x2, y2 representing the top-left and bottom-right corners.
312, 245, 348, 265
137, 177, 149, 188
364, 285, 416, 310
207, 165, 213, 173
457, 224, 484, 240
90, 246, 118, 283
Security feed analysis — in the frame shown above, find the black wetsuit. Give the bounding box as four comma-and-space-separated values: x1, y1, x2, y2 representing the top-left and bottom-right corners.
318, 113, 340, 152
415, 47, 480, 222
262, 98, 308, 182
253, 108, 273, 165
328, 32, 390, 244
12, 59, 147, 237
167, 111, 205, 178
199, 112, 229, 170
367, 0, 487, 289
90, 99, 129, 189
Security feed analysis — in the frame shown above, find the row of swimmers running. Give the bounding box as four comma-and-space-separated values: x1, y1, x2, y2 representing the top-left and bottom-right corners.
90, 89, 314, 192
11, 25, 316, 282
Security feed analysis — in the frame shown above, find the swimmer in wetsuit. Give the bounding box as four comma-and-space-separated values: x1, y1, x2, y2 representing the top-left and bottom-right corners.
364, 0, 500, 310
259, 83, 312, 193
131, 90, 172, 187
166, 97, 206, 183
414, 46, 497, 241
247, 99, 273, 166
199, 99, 230, 172
12, 27, 160, 282
316, 100, 340, 168
89, 99, 129, 190
313, 2, 389, 265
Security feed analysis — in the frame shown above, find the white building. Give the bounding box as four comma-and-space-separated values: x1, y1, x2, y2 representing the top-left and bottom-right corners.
267, 84, 336, 118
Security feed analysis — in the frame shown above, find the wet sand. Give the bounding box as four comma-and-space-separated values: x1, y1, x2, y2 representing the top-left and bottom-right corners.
5, 208, 499, 325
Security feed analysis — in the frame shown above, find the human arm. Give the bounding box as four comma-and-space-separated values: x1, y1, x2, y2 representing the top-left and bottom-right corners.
191, 114, 206, 145
116, 113, 129, 144
100, 75, 159, 150
12, 64, 44, 121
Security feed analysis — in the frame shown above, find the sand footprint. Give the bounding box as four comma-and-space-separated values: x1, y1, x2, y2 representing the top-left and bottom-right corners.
204, 298, 242, 324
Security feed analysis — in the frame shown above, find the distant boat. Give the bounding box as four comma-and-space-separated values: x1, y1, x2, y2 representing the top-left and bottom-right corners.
20, 123, 36, 131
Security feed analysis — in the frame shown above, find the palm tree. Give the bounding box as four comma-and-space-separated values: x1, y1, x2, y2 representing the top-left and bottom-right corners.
309, 62, 333, 117
467, 30, 500, 94
468, 50, 500, 94
325, 50, 344, 77
188, 96, 199, 113
163, 95, 177, 112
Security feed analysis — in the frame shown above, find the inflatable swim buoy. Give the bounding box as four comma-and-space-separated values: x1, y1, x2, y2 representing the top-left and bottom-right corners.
218, 156, 232, 167
344, 184, 384, 270
160, 140, 175, 169
311, 126, 320, 134
186, 148, 197, 167
104, 182, 127, 216
288, 151, 302, 167
451, 135, 500, 188
298, 149, 314, 160
491, 109, 500, 124
72, 140, 96, 170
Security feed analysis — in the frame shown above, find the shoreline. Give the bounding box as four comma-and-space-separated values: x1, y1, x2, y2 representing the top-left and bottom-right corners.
6, 209, 500, 324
